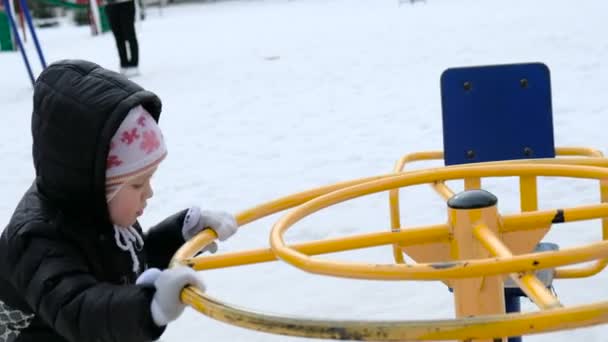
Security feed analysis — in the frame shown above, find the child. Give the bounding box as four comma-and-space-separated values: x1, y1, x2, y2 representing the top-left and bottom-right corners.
0, 59, 237, 342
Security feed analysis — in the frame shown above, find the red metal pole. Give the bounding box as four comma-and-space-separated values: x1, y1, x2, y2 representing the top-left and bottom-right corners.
16, 0, 26, 42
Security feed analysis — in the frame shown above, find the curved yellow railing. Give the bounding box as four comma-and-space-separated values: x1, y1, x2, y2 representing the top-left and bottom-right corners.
171, 161, 608, 341
269, 164, 608, 280
181, 286, 608, 341
389, 148, 608, 277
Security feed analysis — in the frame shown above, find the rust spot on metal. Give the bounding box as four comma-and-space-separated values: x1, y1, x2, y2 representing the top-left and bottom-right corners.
430, 261, 461, 269
326, 327, 365, 340
552, 209, 565, 223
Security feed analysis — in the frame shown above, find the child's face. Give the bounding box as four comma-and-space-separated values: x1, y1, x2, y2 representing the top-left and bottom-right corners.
108, 167, 157, 227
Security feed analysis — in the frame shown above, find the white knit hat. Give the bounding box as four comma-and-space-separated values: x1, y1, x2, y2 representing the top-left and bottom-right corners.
105, 105, 167, 202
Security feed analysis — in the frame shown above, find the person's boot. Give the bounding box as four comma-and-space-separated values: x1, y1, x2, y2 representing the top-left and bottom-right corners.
120, 67, 140, 78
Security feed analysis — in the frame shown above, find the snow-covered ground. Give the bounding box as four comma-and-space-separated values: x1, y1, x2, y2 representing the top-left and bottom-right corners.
1, 0, 607, 341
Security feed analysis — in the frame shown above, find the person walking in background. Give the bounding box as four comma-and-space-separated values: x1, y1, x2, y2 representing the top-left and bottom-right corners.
105, 0, 140, 77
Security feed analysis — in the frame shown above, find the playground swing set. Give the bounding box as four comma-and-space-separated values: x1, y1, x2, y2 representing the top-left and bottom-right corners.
166, 62, 608, 342
0, 0, 110, 85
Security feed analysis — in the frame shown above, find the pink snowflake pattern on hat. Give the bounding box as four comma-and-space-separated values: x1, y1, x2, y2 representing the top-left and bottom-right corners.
141, 131, 161, 154
107, 155, 122, 169
121, 128, 140, 145
137, 115, 147, 127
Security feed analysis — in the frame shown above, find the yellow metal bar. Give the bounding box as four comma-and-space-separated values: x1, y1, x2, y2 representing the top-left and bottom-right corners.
389, 151, 444, 264
501, 203, 608, 233
555, 147, 603, 157
432, 181, 454, 201
182, 285, 608, 341
449, 155, 608, 169
464, 177, 481, 190
383, 147, 608, 280
389, 168, 405, 264
519, 176, 538, 212
269, 163, 608, 280
238, 174, 391, 226
502, 175, 548, 257
391, 241, 406, 264
390, 148, 604, 175
176, 159, 608, 266
555, 177, 608, 278
171, 229, 218, 267
393, 151, 445, 167
391, 147, 603, 174
269, 229, 608, 281
555, 259, 608, 279
387, 151, 608, 268
175, 164, 608, 271
187, 224, 450, 270
512, 156, 608, 167
602, 179, 608, 240
473, 224, 561, 310
171, 173, 396, 266
448, 202, 505, 342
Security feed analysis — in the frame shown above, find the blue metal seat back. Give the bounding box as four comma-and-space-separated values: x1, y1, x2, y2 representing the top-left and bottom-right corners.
440, 63, 554, 166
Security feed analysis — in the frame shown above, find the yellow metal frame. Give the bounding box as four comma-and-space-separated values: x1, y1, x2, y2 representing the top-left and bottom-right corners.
171, 153, 608, 341
389, 147, 607, 278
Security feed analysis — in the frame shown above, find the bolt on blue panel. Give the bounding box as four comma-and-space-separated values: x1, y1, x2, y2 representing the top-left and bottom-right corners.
440, 63, 555, 166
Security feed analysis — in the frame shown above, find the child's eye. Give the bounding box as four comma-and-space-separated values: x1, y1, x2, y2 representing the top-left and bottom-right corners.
132, 183, 144, 189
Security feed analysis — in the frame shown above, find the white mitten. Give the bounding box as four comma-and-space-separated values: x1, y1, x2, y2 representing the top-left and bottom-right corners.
182, 206, 238, 241
136, 267, 162, 287
150, 266, 205, 327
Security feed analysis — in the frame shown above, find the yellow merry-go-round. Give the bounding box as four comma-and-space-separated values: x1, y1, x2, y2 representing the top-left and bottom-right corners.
170, 63, 608, 342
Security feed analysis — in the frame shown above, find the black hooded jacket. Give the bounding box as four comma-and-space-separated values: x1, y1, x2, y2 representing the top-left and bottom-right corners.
0, 60, 189, 342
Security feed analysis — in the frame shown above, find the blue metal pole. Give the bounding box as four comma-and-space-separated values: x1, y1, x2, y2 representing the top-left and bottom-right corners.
17, 0, 46, 68
2, 0, 34, 85
505, 292, 523, 342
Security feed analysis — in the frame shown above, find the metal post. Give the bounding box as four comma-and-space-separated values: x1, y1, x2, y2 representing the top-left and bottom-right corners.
2, 0, 34, 85
88, 0, 101, 35
17, 0, 46, 68
504, 290, 522, 342
447, 189, 507, 342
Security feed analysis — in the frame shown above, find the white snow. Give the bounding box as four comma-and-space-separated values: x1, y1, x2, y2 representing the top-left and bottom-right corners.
1, 0, 608, 341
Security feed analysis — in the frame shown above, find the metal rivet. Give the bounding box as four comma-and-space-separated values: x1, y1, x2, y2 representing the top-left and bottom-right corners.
466, 150, 475, 159
463, 81, 472, 91
523, 147, 533, 157
520, 78, 529, 88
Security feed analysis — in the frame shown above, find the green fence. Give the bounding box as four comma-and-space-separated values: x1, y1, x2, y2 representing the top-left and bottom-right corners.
0, 9, 14, 51
33, 0, 110, 33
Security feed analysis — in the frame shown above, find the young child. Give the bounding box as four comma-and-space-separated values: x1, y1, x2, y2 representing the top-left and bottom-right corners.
0, 59, 237, 342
